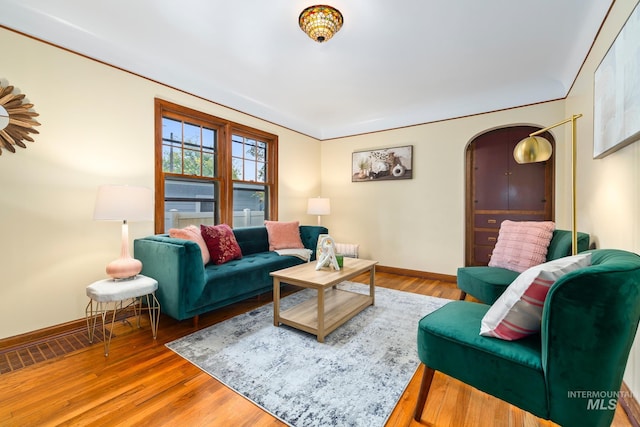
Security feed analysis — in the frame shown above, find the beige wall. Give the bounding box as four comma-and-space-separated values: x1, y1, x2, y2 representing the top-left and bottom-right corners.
0, 27, 321, 339
565, 0, 640, 401
320, 102, 566, 274
3, 0, 640, 401
320, 0, 640, 401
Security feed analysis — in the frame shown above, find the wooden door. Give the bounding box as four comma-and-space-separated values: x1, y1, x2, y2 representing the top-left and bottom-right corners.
466, 126, 554, 266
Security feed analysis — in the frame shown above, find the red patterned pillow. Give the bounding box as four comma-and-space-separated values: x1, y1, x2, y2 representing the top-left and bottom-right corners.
488, 220, 555, 273
264, 220, 304, 251
200, 224, 242, 265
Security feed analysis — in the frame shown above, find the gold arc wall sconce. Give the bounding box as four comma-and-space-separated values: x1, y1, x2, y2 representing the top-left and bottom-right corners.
299, 5, 344, 43
513, 114, 583, 255
0, 83, 40, 155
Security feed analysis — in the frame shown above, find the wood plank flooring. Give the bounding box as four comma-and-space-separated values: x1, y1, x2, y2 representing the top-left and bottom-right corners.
0, 272, 632, 426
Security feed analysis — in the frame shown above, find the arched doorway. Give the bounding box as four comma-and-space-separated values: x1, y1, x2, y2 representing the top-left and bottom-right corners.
465, 126, 555, 266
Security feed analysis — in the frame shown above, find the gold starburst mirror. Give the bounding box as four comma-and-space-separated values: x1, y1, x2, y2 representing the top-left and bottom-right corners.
0, 83, 40, 155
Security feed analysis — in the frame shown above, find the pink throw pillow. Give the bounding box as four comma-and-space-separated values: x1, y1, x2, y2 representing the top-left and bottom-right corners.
264, 220, 304, 251
169, 225, 210, 265
200, 224, 243, 265
488, 220, 555, 273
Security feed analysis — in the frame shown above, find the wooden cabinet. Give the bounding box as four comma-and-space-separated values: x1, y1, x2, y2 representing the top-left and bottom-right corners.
466, 126, 554, 266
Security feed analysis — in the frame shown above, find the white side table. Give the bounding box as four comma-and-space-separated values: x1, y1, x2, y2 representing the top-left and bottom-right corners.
85, 275, 160, 356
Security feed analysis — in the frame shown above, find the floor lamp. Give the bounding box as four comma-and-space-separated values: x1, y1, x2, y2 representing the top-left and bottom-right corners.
513, 114, 582, 255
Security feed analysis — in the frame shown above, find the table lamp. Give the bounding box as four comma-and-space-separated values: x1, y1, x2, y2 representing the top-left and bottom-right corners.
307, 197, 330, 226
94, 184, 153, 280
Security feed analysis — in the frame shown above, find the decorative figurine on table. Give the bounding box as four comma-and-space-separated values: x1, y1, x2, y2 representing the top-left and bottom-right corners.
315, 235, 340, 271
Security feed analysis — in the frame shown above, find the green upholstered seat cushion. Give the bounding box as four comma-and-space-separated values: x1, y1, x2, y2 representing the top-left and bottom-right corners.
417, 301, 548, 419
193, 251, 302, 311
456, 267, 518, 304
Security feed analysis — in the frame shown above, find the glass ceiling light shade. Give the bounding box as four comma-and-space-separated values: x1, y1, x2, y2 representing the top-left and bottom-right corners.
299, 5, 344, 43
513, 136, 553, 164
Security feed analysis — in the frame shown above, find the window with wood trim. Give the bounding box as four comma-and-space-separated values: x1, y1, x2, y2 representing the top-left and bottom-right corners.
154, 99, 278, 233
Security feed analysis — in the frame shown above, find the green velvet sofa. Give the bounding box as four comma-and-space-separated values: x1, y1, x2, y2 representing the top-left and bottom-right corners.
458, 229, 590, 304
414, 249, 640, 426
133, 225, 327, 322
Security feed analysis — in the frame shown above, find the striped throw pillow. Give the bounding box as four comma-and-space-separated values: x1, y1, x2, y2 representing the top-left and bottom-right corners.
480, 253, 592, 340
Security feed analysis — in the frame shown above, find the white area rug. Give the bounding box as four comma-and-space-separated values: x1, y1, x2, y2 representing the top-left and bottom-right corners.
166, 282, 450, 427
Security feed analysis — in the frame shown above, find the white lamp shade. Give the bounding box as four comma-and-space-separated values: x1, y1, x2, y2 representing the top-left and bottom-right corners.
307, 197, 331, 215
94, 185, 153, 221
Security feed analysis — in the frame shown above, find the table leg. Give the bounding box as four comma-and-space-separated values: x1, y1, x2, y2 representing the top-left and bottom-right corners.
102, 301, 117, 357
369, 265, 376, 305
317, 288, 325, 343
85, 299, 97, 343
146, 293, 160, 339
273, 278, 281, 326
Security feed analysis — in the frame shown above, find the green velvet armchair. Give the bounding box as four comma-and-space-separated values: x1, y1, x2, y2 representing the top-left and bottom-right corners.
414, 249, 640, 426
458, 229, 590, 304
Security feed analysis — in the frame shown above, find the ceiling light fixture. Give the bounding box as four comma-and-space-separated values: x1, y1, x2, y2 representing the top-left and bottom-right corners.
299, 5, 344, 43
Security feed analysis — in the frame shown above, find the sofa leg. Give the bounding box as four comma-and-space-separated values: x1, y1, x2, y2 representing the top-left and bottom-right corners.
459, 291, 467, 300
192, 315, 199, 328
413, 364, 435, 422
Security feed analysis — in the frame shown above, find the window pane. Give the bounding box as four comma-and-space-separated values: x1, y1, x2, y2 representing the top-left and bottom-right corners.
245, 139, 256, 160
162, 145, 182, 173
244, 159, 256, 181
232, 158, 243, 180
184, 149, 201, 175
164, 179, 217, 230
202, 150, 215, 177
256, 142, 266, 161
162, 117, 182, 142
233, 183, 267, 228
232, 138, 244, 157
256, 161, 266, 182
202, 127, 215, 149
184, 123, 201, 149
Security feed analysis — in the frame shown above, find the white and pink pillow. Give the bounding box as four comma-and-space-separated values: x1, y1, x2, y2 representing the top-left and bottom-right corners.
169, 225, 210, 265
488, 220, 555, 273
480, 253, 592, 340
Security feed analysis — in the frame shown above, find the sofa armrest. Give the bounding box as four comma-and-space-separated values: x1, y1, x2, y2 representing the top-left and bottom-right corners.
299, 225, 329, 261
134, 235, 206, 321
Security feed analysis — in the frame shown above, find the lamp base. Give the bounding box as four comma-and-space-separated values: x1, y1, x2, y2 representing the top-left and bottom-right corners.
106, 257, 142, 280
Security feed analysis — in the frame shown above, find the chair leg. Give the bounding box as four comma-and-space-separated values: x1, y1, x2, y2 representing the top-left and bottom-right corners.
413, 364, 435, 421
459, 291, 467, 300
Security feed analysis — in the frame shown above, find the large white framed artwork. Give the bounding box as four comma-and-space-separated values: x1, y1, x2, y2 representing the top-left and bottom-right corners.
593, 1, 640, 159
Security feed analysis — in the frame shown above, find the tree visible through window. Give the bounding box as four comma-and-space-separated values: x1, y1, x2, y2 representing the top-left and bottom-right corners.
154, 99, 278, 233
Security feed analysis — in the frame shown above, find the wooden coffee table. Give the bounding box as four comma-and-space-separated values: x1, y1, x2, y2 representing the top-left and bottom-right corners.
271, 258, 377, 342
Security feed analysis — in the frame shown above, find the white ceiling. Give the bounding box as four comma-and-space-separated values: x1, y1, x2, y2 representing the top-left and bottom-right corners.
0, 0, 613, 140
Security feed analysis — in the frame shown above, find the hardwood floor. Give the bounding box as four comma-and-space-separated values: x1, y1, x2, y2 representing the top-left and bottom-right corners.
0, 272, 633, 426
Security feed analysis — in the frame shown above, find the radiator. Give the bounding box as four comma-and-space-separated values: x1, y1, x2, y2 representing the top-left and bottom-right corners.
335, 242, 359, 258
